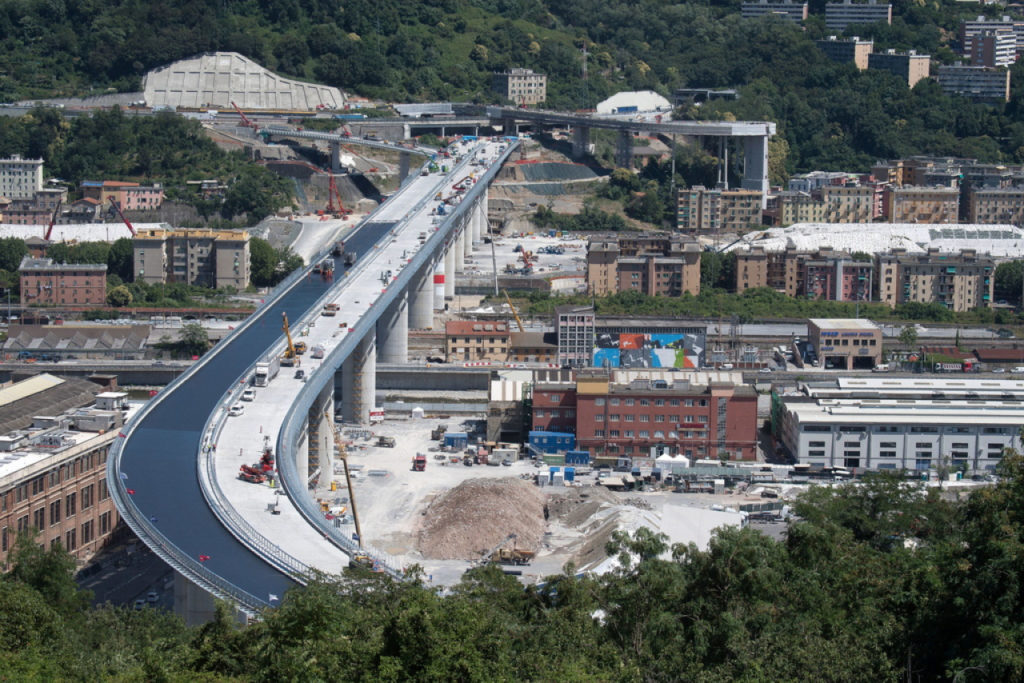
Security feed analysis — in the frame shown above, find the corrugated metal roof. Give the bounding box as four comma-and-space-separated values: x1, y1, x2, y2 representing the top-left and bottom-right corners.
0, 374, 64, 408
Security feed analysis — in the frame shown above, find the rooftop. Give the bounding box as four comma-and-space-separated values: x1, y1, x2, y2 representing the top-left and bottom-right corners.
445, 320, 510, 336
809, 318, 880, 331
18, 256, 108, 272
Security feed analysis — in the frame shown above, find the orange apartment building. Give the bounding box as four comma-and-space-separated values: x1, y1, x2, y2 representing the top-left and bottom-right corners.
19, 257, 107, 306
445, 320, 511, 362
587, 235, 701, 297
884, 185, 960, 223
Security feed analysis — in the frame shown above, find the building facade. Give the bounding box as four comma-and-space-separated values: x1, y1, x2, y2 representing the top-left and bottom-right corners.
81, 181, 165, 211
735, 247, 873, 302
969, 29, 1016, 68
568, 370, 758, 462
492, 68, 547, 105
884, 185, 960, 223
967, 186, 1024, 224
876, 248, 994, 311
740, 0, 808, 22
556, 305, 595, 368
935, 65, 1011, 102
444, 320, 511, 362
586, 235, 701, 297
776, 377, 1024, 472
0, 155, 44, 200
133, 228, 250, 289
808, 318, 882, 370
677, 186, 763, 233
19, 257, 107, 307
816, 36, 874, 69
961, 16, 1024, 60
868, 50, 931, 87
824, 1, 892, 32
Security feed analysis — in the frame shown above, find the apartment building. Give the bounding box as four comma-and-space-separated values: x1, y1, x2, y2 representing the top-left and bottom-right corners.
567, 369, 758, 462
775, 377, 1024, 473
740, 0, 808, 22
967, 186, 1024, 224
935, 65, 1011, 103
822, 185, 877, 222
80, 181, 165, 211
868, 50, 931, 87
0, 155, 44, 200
961, 16, 1024, 59
444, 320, 511, 362
824, 1, 892, 32
586, 235, 701, 297
735, 246, 873, 301
884, 185, 960, 223
677, 185, 762, 233
19, 256, 107, 307
492, 68, 547, 105
133, 228, 250, 289
773, 191, 826, 225
816, 36, 874, 69
556, 305, 595, 368
0, 376, 128, 568
876, 248, 994, 311
969, 29, 1016, 68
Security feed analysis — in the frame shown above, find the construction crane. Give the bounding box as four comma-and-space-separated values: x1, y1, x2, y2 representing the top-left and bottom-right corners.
280, 311, 300, 367
326, 174, 352, 219
43, 199, 62, 242
480, 533, 517, 564
230, 101, 257, 131
502, 289, 525, 333
107, 197, 137, 237
329, 419, 363, 550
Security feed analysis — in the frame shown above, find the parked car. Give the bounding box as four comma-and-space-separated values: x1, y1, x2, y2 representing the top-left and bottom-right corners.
146, 591, 159, 604
241, 389, 256, 402
228, 404, 244, 417
294, 369, 306, 380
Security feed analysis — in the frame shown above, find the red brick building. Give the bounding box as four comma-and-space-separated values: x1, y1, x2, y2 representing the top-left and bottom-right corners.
18, 257, 107, 307
532, 369, 758, 462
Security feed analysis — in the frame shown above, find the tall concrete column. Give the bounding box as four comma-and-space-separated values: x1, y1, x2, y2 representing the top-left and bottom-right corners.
572, 125, 591, 159
463, 217, 473, 258
341, 332, 376, 425
330, 142, 342, 173
307, 382, 334, 482
377, 292, 408, 363
502, 118, 517, 136
444, 245, 456, 299
480, 192, 489, 238
409, 267, 434, 329
455, 231, 466, 270
398, 152, 411, 184
615, 129, 633, 169
433, 259, 446, 310
475, 200, 485, 242
741, 132, 770, 209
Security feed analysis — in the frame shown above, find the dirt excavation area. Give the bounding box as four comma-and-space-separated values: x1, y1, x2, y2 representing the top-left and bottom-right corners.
319, 417, 748, 585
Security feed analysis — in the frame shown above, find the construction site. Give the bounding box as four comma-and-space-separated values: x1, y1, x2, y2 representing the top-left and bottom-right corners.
309, 416, 759, 586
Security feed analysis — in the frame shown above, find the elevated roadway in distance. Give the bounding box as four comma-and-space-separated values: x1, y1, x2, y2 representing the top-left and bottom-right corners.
109, 137, 514, 617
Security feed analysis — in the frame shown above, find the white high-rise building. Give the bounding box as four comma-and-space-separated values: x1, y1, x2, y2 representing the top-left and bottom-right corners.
0, 155, 44, 200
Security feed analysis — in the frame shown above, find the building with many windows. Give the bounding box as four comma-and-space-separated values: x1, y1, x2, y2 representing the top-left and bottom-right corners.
492, 68, 547, 106
960, 16, 1024, 60
0, 155, 44, 200
967, 186, 1024, 224
80, 181, 165, 211
0, 376, 128, 568
775, 377, 1024, 473
868, 49, 931, 87
740, 0, 808, 22
18, 257, 107, 307
876, 248, 994, 311
969, 29, 1016, 68
824, 0, 892, 32
677, 186, 763, 233
935, 65, 1011, 102
586, 235, 701, 297
133, 228, 250, 289
444, 320, 511, 362
808, 318, 882, 370
816, 35, 874, 69
555, 305, 595, 368
884, 185, 960, 223
735, 246, 873, 302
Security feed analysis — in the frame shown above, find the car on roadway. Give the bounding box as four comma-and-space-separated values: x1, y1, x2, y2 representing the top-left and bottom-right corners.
294, 369, 306, 380
228, 404, 244, 417
241, 388, 256, 402
147, 591, 159, 604
133, 599, 146, 610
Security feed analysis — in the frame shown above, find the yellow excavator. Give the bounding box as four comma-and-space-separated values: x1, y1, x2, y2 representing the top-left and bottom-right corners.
280, 312, 300, 367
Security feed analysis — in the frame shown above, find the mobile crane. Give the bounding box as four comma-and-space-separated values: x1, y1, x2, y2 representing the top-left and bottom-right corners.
502, 289, 525, 333
43, 199, 63, 242
329, 419, 364, 552
280, 311, 300, 367
230, 101, 258, 132
107, 197, 137, 237
326, 174, 352, 219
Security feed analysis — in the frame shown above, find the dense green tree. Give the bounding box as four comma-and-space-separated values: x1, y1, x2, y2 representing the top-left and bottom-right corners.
106, 237, 134, 282
106, 285, 132, 307
0, 237, 28, 272
995, 260, 1023, 305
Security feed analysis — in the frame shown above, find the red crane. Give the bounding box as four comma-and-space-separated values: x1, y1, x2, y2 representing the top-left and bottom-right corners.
107, 197, 137, 237
231, 101, 257, 131
326, 174, 352, 219
43, 199, 62, 241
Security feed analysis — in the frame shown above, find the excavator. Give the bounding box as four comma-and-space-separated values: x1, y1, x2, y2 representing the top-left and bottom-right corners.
280, 312, 300, 367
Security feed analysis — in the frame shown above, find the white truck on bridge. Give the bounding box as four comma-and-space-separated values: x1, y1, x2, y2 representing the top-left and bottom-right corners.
253, 356, 280, 386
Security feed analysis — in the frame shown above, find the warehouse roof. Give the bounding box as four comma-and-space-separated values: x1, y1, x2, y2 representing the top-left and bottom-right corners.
0, 373, 100, 435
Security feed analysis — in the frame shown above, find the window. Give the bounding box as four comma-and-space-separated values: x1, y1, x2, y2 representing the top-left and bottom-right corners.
880, 450, 897, 458
685, 415, 694, 423
911, 426, 939, 434
99, 512, 111, 535
624, 430, 634, 438
535, 409, 544, 419
654, 399, 665, 407
625, 415, 634, 422
639, 431, 649, 438
639, 415, 649, 423
81, 485, 94, 510
625, 399, 635, 407
33, 508, 45, 530
685, 399, 694, 407
804, 425, 832, 432
609, 430, 620, 438
48, 469, 60, 487
16, 515, 29, 533
49, 501, 61, 526
809, 441, 826, 447
550, 410, 560, 418
66, 493, 76, 518
698, 415, 709, 423
655, 415, 665, 423
595, 398, 605, 407
594, 414, 603, 422
593, 430, 605, 438
609, 414, 620, 421
81, 520, 94, 545
654, 431, 664, 439
65, 529, 76, 551
670, 399, 680, 407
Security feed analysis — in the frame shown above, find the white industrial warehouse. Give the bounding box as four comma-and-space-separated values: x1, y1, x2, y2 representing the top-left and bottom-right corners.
729, 222, 1024, 258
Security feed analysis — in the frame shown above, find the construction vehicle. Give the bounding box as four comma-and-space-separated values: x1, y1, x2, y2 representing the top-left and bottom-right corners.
431, 425, 448, 441
254, 356, 280, 386
332, 241, 345, 257
322, 303, 339, 317
311, 345, 325, 359
43, 199, 62, 242
107, 197, 137, 237
294, 341, 307, 355
318, 258, 334, 281
238, 466, 266, 484
230, 101, 258, 131
280, 312, 300, 367
329, 419, 363, 550
412, 453, 427, 471
490, 548, 535, 566
376, 436, 396, 448
502, 290, 525, 333
344, 251, 357, 267
326, 174, 352, 219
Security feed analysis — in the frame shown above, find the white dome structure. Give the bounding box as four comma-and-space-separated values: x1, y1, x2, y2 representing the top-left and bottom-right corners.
596, 90, 672, 115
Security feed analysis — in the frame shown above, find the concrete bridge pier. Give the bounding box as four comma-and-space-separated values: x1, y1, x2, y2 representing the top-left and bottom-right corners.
399, 152, 411, 184
463, 216, 473, 259
433, 259, 446, 310
444, 244, 456, 299
455, 230, 466, 271
409, 266, 434, 329
572, 125, 590, 159
330, 142, 342, 173
376, 292, 409, 363
742, 135, 770, 208
502, 118, 517, 136
615, 129, 633, 169
341, 332, 376, 425
307, 382, 334, 483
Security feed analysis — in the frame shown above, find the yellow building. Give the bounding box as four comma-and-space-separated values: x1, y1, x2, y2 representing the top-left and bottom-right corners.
884, 186, 960, 223
876, 248, 994, 311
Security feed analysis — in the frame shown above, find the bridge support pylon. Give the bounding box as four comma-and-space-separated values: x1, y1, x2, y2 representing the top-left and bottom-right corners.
409, 267, 434, 329
330, 142, 342, 173
455, 230, 466, 271
572, 126, 590, 159
341, 332, 376, 425
433, 259, 446, 310
307, 382, 334, 484
742, 135, 770, 209
615, 129, 633, 169
463, 217, 473, 259
377, 292, 409, 363
444, 244, 456, 299
399, 152, 411, 184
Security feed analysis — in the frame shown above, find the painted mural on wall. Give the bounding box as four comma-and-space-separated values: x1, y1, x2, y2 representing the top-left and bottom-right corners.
593, 332, 705, 368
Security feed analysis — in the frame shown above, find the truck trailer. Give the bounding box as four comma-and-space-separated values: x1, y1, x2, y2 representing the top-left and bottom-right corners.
254, 356, 281, 387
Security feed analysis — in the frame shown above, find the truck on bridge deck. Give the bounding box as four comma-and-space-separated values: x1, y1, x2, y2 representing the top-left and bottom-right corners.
253, 356, 280, 386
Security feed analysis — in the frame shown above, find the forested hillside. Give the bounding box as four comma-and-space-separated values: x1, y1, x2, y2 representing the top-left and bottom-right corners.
3, 0, 1024, 175
3, 457, 1024, 680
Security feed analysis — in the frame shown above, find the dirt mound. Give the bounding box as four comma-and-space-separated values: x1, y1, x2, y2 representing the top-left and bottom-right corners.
417, 478, 546, 560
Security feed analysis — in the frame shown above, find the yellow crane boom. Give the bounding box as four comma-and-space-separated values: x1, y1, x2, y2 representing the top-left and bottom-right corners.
281, 312, 300, 366
502, 289, 525, 333
329, 420, 363, 549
